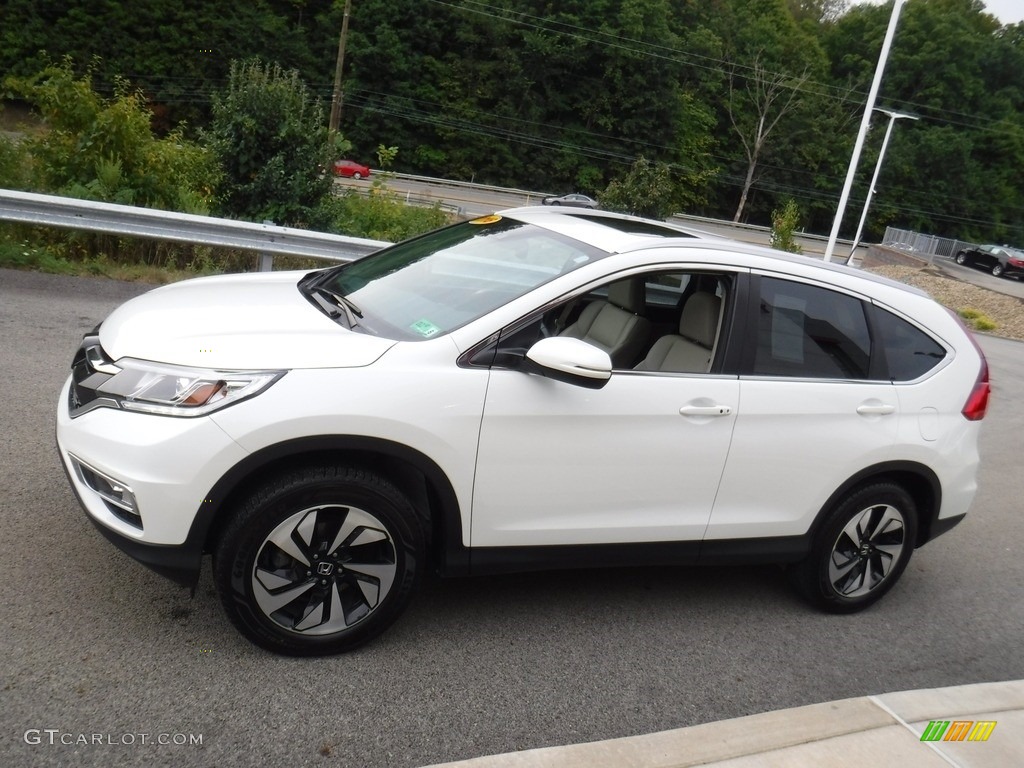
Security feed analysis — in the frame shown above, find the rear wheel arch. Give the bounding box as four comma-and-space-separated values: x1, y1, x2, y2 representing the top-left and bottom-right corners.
196, 436, 468, 577
809, 462, 940, 548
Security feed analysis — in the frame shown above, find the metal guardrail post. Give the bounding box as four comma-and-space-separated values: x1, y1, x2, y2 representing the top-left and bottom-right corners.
259, 220, 274, 271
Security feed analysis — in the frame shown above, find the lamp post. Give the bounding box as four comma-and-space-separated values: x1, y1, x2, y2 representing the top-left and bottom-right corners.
848, 108, 919, 262
824, 0, 907, 263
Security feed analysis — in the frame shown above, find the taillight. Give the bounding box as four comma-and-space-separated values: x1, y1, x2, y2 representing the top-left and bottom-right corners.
1008, 257, 1024, 267
947, 308, 990, 421
962, 355, 990, 421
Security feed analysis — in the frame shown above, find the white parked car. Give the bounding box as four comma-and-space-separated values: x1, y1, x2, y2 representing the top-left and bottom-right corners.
57, 208, 990, 655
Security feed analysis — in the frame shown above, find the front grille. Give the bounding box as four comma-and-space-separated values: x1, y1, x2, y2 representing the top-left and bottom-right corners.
68, 336, 120, 417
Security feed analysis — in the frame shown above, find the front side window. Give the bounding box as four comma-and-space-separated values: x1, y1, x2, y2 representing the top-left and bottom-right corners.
307, 216, 605, 340
476, 269, 731, 373
750, 277, 871, 379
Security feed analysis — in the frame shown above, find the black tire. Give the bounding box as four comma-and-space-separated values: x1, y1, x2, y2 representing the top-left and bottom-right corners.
955, 252, 968, 265
791, 483, 917, 614
992, 263, 1005, 277
214, 465, 425, 655
353, 172, 363, 180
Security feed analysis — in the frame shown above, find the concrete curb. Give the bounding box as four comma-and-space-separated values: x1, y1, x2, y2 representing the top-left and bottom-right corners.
422, 680, 1024, 768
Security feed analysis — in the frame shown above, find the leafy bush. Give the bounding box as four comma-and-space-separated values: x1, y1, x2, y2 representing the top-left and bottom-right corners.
599, 156, 681, 220
319, 190, 451, 243
770, 198, 803, 254
204, 59, 333, 227
6, 61, 217, 213
958, 308, 997, 332
3, 61, 219, 269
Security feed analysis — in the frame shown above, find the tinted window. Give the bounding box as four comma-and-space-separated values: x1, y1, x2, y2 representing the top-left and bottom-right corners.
751, 278, 871, 379
873, 307, 947, 381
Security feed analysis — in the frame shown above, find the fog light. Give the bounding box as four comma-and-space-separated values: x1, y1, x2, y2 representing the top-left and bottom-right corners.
69, 455, 141, 527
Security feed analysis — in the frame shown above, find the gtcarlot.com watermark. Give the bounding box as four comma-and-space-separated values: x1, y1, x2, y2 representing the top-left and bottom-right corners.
24, 729, 202, 747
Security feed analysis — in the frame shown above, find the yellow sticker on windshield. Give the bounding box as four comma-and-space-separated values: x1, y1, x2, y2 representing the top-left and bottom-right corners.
469, 214, 502, 225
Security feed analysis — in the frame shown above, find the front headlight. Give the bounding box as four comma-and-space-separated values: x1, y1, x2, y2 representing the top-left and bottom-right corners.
95, 358, 284, 417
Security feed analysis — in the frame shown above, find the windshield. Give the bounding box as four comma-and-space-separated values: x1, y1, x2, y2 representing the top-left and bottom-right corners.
311, 215, 605, 340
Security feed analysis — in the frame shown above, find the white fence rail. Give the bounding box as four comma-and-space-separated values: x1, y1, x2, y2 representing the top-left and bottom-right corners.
882, 226, 973, 263
0, 189, 390, 265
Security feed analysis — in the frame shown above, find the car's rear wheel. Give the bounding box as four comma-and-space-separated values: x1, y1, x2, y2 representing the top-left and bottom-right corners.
955, 252, 968, 265
214, 465, 424, 655
353, 172, 363, 180
791, 483, 917, 613
992, 263, 1005, 277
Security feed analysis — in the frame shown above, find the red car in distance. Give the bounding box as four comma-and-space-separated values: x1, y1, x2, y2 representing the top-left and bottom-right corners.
333, 160, 371, 179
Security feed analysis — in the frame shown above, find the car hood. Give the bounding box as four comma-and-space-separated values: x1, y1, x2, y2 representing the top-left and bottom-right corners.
98, 271, 397, 369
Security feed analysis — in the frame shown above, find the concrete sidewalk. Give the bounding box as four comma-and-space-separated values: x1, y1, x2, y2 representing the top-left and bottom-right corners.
424, 680, 1024, 768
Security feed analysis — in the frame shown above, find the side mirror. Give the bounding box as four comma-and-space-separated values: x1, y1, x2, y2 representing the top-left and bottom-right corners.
522, 337, 612, 389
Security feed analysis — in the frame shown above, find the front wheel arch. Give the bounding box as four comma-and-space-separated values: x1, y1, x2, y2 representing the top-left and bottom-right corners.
196, 436, 469, 579
214, 464, 425, 654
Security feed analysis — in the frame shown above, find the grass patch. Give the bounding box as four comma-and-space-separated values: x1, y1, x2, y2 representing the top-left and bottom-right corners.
0, 233, 225, 283
958, 307, 998, 332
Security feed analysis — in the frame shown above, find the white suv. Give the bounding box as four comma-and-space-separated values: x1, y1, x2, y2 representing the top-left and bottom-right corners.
56, 208, 990, 655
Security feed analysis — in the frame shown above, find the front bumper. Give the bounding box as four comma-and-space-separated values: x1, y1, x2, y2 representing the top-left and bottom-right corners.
56, 376, 249, 584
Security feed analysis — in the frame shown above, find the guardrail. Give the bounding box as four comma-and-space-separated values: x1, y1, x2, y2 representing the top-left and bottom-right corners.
0, 189, 390, 265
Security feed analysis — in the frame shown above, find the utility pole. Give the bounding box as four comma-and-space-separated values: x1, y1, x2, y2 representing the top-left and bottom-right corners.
329, 0, 353, 134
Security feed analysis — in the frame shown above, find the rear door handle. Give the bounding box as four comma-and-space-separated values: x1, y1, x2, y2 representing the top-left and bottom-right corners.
856, 403, 896, 416
679, 404, 733, 417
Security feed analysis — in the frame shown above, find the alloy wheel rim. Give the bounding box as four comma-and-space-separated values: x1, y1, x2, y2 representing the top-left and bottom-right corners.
251, 505, 397, 635
827, 503, 906, 598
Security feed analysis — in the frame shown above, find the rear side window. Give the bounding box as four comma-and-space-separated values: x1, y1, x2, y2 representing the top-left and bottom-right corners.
873, 307, 947, 381
751, 277, 871, 379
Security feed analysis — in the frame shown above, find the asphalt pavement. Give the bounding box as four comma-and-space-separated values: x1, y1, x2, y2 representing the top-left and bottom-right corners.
1, 267, 1022, 768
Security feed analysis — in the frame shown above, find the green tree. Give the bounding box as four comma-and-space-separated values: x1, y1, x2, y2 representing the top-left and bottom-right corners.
204, 59, 333, 226
600, 156, 681, 220
824, 0, 1024, 242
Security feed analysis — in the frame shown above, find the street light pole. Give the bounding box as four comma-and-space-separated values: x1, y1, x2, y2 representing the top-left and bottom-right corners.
847, 108, 919, 262
824, 0, 906, 263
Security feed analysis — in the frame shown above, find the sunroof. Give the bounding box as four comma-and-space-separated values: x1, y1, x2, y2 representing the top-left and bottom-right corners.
561, 212, 697, 238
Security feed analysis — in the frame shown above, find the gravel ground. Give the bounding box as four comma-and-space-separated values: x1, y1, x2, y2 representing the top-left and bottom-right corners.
868, 264, 1024, 341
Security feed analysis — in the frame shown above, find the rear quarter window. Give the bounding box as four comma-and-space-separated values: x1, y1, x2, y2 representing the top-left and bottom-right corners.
872, 306, 947, 381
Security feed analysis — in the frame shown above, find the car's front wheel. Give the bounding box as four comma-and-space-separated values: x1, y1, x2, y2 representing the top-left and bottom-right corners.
214, 465, 425, 655
791, 483, 917, 613
353, 172, 363, 180
955, 252, 968, 265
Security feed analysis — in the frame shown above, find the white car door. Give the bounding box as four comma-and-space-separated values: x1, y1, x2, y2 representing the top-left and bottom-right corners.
470, 270, 740, 548
470, 370, 739, 547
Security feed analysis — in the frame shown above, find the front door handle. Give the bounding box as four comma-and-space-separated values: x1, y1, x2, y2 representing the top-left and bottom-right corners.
679, 404, 733, 417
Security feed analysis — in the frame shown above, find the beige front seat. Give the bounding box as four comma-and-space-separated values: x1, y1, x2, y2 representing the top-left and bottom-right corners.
559, 278, 651, 368
634, 292, 722, 373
